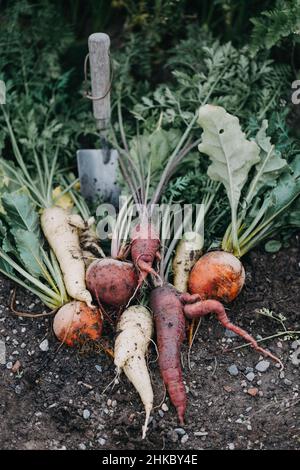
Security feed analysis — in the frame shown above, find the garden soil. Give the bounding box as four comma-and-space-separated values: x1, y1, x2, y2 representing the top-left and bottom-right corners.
0, 237, 299, 450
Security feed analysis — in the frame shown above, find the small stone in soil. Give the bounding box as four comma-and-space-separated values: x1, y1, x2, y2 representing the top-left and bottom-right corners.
162, 403, 168, 412
95, 365, 102, 373
181, 434, 189, 444
6, 361, 13, 369
228, 364, 239, 376
98, 438, 106, 446
247, 387, 259, 397
284, 379, 292, 386
79, 443, 86, 450
39, 339, 49, 352
291, 340, 300, 350
12, 360, 21, 373
228, 443, 235, 450
174, 428, 186, 436
158, 410, 164, 418
246, 372, 255, 382
83, 409, 91, 420
15, 385, 22, 394
255, 360, 270, 372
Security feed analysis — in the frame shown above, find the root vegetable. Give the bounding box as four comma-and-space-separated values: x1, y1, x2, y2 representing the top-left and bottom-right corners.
114, 305, 153, 439
68, 215, 105, 267
131, 221, 161, 288
53, 301, 103, 347
86, 258, 138, 308
189, 251, 245, 303
181, 294, 283, 367
41, 206, 93, 306
173, 232, 204, 293
149, 284, 187, 424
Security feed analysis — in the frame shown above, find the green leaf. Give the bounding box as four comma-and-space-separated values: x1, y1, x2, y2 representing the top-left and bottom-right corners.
264, 239, 282, 253
287, 196, 300, 227
263, 155, 300, 223
198, 105, 260, 251
11, 228, 43, 277
1, 190, 40, 233
246, 120, 288, 201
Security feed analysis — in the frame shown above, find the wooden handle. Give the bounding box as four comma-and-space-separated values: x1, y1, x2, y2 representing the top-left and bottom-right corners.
88, 33, 111, 130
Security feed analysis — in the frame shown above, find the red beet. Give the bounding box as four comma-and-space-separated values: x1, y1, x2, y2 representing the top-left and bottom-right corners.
86, 258, 138, 308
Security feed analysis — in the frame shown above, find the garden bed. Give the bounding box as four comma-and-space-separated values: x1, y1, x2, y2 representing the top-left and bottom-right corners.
1, 237, 299, 451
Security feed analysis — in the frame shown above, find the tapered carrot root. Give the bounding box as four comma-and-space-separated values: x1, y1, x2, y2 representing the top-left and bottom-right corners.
182, 296, 283, 368
150, 285, 187, 424
162, 369, 186, 425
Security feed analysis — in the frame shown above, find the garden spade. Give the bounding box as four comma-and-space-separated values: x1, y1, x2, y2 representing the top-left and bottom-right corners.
77, 33, 120, 206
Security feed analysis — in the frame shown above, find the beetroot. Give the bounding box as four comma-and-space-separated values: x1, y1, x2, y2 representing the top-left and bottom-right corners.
86, 258, 138, 308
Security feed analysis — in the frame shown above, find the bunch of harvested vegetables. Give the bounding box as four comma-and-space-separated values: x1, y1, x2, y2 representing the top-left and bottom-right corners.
0, 106, 103, 345
1, 96, 298, 439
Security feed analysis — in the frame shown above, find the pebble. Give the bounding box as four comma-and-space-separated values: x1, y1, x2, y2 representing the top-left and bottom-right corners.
162, 403, 169, 412
174, 428, 186, 436
20, 343, 26, 349
6, 361, 13, 369
245, 367, 253, 374
181, 434, 189, 444
12, 360, 21, 373
158, 410, 164, 418
39, 339, 49, 352
246, 372, 255, 382
112, 400, 117, 408
98, 438, 106, 446
15, 385, 22, 394
79, 443, 86, 450
83, 409, 91, 420
284, 379, 292, 386
228, 443, 235, 450
228, 364, 239, 376
291, 340, 300, 350
291, 350, 300, 366
95, 365, 102, 373
255, 360, 270, 372
194, 431, 208, 437
247, 387, 259, 397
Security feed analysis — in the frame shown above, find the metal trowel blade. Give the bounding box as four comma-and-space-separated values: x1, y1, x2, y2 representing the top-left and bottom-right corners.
77, 148, 120, 206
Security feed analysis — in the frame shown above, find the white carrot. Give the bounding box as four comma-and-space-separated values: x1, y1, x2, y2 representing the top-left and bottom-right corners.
173, 231, 204, 292
114, 305, 153, 439
41, 206, 93, 307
